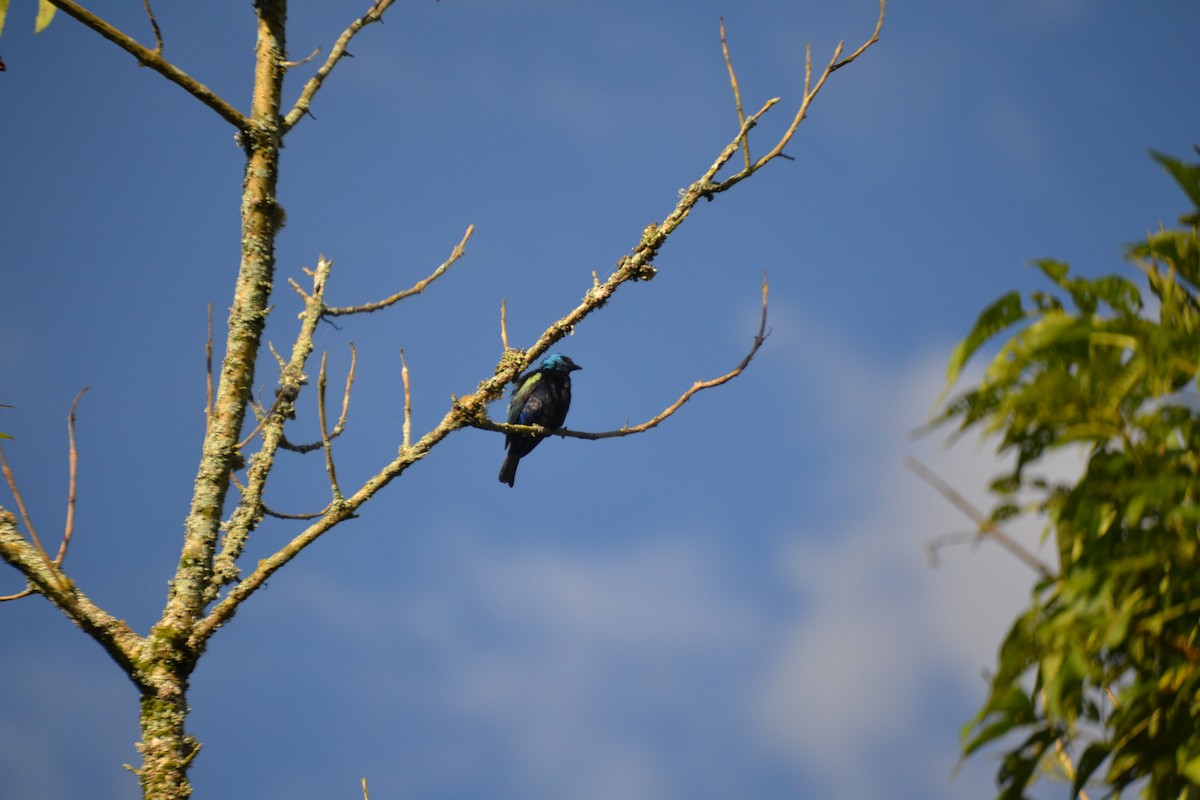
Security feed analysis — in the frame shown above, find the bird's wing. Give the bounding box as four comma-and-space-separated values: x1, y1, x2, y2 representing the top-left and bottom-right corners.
507, 371, 543, 425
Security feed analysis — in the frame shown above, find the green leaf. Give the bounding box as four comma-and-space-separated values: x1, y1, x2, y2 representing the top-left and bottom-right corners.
1033, 259, 1102, 315
1035, 258, 1070, 283
1072, 741, 1112, 797
962, 686, 1035, 757
1090, 275, 1143, 315
34, 0, 54, 33
982, 310, 1089, 387
1151, 150, 1200, 217
1132, 230, 1200, 290
1182, 752, 1200, 785
996, 727, 1056, 797
0, 0, 10, 38
945, 291, 1024, 387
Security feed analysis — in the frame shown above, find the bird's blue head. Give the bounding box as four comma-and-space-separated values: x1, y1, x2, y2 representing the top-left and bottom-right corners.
541, 353, 581, 373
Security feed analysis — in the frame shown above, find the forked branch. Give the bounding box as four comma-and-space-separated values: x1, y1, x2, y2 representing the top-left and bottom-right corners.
46, 0, 246, 129
711, 1, 885, 194
0, 387, 87, 601
282, 0, 398, 132
140, 0, 163, 56
212, 257, 338, 591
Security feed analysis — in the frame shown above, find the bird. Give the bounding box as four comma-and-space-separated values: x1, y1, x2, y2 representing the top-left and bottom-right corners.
499, 353, 581, 487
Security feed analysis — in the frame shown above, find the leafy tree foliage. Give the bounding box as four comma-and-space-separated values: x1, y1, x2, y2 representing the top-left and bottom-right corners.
938, 149, 1200, 798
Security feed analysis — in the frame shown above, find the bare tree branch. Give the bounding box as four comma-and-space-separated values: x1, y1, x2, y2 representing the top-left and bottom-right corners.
317, 352, 344, 501
281, 0, 398, 133
53, 387, 87, 565
324, 225, 475, 316
204, 304, 214, 431
235, 389, 285, 451
500, 299, 510, 351
906, 457, 1058, 580
474, 275, 770, 441
0, 585, 33, 602
140, 0, 163, 56
263, 502, 331, 521
46, 0, 246, 129
709, 0, 886, 194
0, 445, 55, 581
719, 17, 751, 171
283, 46, 320, 69
212, 256, 335, 592
0, 508, 145, 678
400, 349, 413, 452
279, 343, 356, 453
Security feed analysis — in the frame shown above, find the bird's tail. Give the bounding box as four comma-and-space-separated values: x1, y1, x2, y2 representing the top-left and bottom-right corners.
498, 454, 518, 487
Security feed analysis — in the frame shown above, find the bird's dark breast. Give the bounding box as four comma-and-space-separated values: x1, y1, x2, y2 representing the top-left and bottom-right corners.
520, 374, 571, 428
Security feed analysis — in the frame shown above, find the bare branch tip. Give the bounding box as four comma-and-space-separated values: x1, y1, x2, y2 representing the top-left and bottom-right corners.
284, 46, 321, 69
400, 348, 412, 450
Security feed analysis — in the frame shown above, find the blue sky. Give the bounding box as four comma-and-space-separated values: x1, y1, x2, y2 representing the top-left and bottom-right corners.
2, 1, 1199, 798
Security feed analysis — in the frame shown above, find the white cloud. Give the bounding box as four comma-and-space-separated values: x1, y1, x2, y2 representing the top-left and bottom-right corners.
749, 324, 1079, 798
413, 539, 766, 799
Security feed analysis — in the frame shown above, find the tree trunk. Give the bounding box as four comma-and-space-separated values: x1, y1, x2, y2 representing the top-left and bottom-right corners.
135, 3, 288, 797
137, 675, 196, 800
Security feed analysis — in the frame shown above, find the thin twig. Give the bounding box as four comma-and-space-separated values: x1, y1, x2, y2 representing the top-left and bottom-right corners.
282, 0, 398, 132
0, 447, 53, 573
923, 531, 979, 567
906, 457, 1057, 580
288, 276, 310, 301
262, 502, 332, 521
719, 17, 751, 171
236, 390, 285, 450
55, 387, 88, 565
325, 225, 475, 316
283, 46, 320, 69
268, 340, 287, 370
278, 343, 356, 453
205, 303, 214, 430
46, 0, 246, 129
335, 343, 356, 438
500, 299, 509, 351
830, 0, 885, 72
317, 352, 343, 500
140, 0, 163, 55
400, 349, 412, 451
